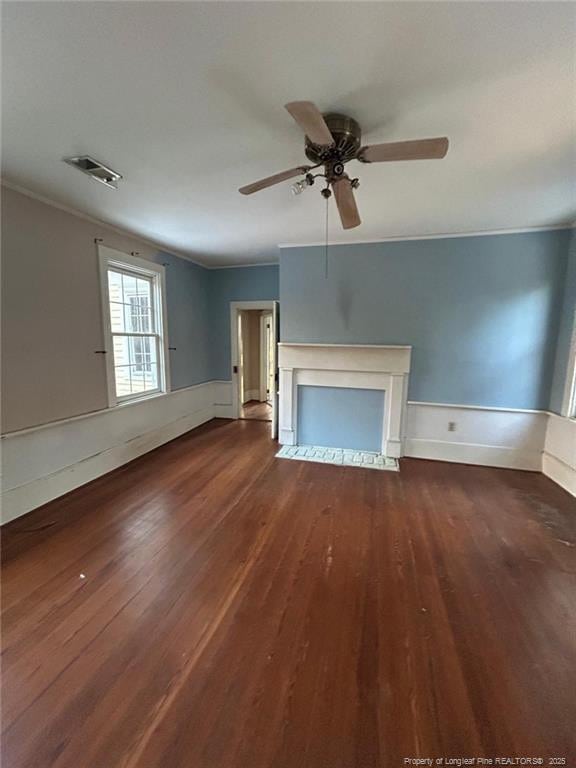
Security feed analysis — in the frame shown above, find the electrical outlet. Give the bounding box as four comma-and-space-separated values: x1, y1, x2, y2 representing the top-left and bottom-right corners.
448, 421, 456, 432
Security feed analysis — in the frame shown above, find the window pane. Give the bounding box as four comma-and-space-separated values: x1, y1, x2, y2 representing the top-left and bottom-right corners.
121, 272, 138, 304
129, 334, 157, 373
114, 365, 132, 397
129, 363, 158, 394
108, 270, 123, 303
109, 302, 126, 332
108, 271, 125, 332
137, 277, 152, 302
112, 335, 131, 368
127, 294, 151, 333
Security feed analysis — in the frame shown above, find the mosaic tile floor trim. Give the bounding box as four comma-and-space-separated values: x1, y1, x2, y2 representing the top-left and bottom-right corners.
275, 445, 399, 471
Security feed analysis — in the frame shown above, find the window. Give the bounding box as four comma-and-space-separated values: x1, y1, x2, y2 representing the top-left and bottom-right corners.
99, 247, 169, 405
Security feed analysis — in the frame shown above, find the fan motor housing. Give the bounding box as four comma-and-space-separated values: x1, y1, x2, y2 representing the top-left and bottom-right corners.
304, 113, 362, 164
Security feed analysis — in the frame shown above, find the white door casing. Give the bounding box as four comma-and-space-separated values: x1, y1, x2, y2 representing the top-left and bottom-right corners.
230, 301, 276, 423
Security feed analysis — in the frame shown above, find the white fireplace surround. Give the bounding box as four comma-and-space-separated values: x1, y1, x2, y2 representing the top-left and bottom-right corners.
278, 343, 412, 458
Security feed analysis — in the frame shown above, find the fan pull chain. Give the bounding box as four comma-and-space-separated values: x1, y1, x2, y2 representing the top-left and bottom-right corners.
324, 194, 329, 280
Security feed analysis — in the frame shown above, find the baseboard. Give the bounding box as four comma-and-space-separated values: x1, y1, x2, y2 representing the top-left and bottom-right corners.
542, 452, 576, 496
542, 413, 576, 497
404, 438, 541, 470
243, 389, 260, 402
213, 404, 234, 418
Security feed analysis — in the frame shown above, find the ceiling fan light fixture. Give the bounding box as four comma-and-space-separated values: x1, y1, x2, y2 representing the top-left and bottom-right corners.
290, 179, 307, 195
239, 100, 449, 231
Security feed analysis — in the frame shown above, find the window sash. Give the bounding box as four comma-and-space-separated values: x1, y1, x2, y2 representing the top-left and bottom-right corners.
100, 249, 169, 406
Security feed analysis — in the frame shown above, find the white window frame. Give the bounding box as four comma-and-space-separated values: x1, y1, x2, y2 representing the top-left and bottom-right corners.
98, 246, 170, 407
562, 307, 576, 419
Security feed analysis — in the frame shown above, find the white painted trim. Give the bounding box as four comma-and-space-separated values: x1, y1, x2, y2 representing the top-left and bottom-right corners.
5, 389, 573, 523
542, 411, 576, 497
405, 401, 548, 472
279, 342, 412, 350
407, 400, 551, 415
230, 301, 275, 420
404, 438, 542, 471
213, 404, 234, 419
206, 261, 279, 270
542, 453, 576, 496
7, 183, 571, 272
278, 224, 573, 249
560, 308, 576, 417
259, 314, 267, 402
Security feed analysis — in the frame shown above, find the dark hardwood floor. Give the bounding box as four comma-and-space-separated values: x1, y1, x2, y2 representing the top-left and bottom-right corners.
240, 399, 272, 421
2, 418, 575, 767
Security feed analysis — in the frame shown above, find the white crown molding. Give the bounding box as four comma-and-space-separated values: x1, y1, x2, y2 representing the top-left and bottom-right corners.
407, 400, 552, 416
5, 181, 571, 269
278, 223, 573, 249
205, 261, 279, 270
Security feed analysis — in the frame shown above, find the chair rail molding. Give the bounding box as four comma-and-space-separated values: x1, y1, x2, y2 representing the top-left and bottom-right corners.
278, 343, 411, 458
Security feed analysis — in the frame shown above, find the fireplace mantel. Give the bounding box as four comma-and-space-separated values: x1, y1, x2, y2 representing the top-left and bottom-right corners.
278, 343, 411, 458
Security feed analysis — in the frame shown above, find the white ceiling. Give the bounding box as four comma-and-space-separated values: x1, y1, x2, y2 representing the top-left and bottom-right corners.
2, 2, 575, 266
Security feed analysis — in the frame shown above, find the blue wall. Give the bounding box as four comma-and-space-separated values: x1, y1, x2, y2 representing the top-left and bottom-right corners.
152, 252, 212, 389
280, 230, 571, 410
549, 229, 576, 413
148, 258, 279, 387
298, 386, 384, 451
208, 265, 279, 380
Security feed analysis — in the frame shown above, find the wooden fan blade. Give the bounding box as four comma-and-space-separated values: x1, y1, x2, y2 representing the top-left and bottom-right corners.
359, 137, 449, 163
332, 178, 361, 230
239, 166, 310, 195
285, 101, 335, 147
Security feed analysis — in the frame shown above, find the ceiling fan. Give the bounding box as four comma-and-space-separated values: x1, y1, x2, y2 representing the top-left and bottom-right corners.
239, 101, 449, 230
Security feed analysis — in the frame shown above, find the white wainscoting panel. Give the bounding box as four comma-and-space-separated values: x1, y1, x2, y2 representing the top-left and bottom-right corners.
2, 381, 221, 524
405, 402, 548, 471
543, 414, 576, 496
4, 384, 573, 525
212, 380, 233, 418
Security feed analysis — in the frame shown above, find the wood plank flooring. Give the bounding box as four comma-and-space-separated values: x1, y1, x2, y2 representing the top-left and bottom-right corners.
240, 399, 272, 421
2, 418, 575, 767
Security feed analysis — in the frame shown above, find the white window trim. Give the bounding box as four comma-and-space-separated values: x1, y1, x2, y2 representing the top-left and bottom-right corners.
561, 307, 576, 419
98, 245, 171, 408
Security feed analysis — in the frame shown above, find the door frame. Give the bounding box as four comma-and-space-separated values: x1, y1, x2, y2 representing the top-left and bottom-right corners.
260, 311, 273, 403
230, 301, 275, 421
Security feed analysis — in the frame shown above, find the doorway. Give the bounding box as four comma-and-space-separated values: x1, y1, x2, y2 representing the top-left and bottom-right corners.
239, 308, 271, 422
231, 301, 279, 436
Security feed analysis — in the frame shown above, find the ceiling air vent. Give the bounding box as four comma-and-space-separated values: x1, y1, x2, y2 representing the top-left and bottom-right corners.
63, 156, 123, 189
